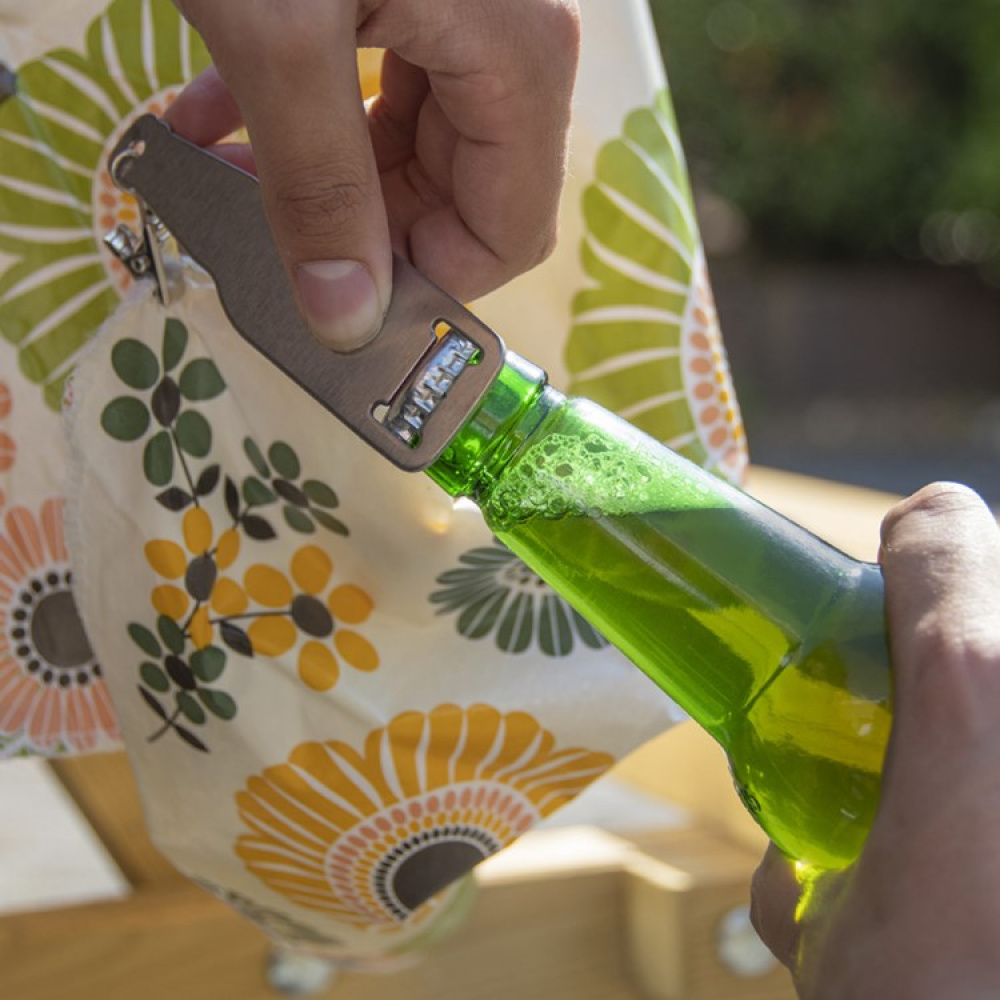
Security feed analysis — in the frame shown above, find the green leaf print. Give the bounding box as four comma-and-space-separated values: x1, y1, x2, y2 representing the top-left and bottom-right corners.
179, 358, 226, 401
162, 317, 189, 372
177, 691, 206, 726
268, 442, 301, 480
143, 429, 174, 486
101, 396, 150, 441
129, 623, 162, 658
140, 661, 171, 693
175, 410, 212, 458
430, 539, 610, 658
112, 339, 160, 390
190, 647, 226, 684
199, 689, 237, 721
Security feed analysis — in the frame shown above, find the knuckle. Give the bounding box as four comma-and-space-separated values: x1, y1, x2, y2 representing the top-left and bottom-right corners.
882, 481, 988, 544
267, 164, 371, 244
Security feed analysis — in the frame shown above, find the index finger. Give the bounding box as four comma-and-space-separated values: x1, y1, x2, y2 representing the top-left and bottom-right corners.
880, 483, 1000, 748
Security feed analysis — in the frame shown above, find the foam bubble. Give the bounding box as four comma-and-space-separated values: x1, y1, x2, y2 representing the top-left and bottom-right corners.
483, 429, 718, 527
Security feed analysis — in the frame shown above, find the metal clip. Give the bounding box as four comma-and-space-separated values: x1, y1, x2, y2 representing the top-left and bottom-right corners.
103, 144, 179, 305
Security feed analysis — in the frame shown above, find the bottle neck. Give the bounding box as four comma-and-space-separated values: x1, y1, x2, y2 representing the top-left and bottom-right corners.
426, 351, 563, 499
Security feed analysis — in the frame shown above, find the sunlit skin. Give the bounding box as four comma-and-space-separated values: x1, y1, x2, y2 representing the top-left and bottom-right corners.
166, 0, 581, 349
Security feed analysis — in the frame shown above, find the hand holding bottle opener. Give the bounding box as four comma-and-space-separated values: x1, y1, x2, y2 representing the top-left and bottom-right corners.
105, 115, 505, 472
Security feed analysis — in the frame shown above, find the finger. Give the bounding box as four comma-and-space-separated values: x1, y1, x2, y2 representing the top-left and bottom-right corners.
164, 68, 256, 175
363, 0, 581, 299
749, 845, 803, 969
163, 66, 244, 146
180, 1, 390, 352
879, 483, 1000, 754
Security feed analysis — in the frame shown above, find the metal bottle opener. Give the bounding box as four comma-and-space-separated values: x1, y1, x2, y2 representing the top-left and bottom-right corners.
104, 114, 506, 472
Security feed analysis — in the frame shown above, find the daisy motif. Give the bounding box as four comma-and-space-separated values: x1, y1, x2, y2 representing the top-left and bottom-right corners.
239, 544, 379, 692
430, 539, 608, 656
0, 498, 118, 754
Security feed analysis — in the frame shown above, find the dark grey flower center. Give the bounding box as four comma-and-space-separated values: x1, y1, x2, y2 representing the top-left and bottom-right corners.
372, 826, 499, 919
31, 589, 92, 668
291, 594, 333, 637
10, 573, 99, 687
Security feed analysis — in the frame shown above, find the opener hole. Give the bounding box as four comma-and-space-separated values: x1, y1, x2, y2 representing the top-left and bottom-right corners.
432, 320, 482, 365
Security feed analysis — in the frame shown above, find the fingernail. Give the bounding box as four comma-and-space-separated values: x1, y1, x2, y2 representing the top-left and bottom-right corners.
295, 260, 382, 352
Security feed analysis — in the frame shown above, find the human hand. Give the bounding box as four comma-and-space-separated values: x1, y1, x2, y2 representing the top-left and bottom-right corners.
166, 0, 581, 350
751, 482, 1000, 999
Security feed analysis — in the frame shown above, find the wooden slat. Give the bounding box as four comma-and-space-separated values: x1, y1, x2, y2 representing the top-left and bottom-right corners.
0, 844, 637, 1000
46, 752, 183, 889
0, 823, 796, 1000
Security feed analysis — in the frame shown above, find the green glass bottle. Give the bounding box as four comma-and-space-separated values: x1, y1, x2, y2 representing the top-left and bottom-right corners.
428, 352, 891, 872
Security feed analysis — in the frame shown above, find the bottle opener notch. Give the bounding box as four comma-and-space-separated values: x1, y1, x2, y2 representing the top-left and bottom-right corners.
103, 115, 505, 472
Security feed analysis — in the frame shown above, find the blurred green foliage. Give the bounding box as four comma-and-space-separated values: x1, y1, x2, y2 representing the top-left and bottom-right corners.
648, 0, 1000, 270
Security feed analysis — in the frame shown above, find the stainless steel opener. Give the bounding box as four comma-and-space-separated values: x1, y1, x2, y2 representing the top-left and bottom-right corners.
104, 114, 506, 472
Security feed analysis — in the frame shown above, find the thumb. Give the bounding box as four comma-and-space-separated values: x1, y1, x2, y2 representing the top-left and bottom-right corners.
182, 1, 391, 351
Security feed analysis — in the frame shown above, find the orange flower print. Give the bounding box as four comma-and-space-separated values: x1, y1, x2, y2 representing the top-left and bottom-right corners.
0, 380, 14, 508
682, 264, 746, 482
0, 498, 118, 755
241, 545, 378, 692
144, 506, 241, 650
236, 705, 614, 928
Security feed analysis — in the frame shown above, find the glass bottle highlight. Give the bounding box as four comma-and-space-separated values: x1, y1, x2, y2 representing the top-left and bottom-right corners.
428, 351, 891, 872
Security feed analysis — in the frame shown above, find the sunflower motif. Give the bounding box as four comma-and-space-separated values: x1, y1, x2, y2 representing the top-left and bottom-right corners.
239, 544, 379, 692
429, 538, 607, 656
565, 88, 747, 484
0, 380, 14, 507
236, 704, 614, 927
0, 0, 209, 410
0, 497, 118, 755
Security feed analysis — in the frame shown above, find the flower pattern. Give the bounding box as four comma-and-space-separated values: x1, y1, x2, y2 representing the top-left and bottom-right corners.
235, 705, 614, 928
0, 0, 209, 410
681, 266, 746, 480
0, 380, 14, 508
565, 89, 747, 483
0, 498, 118, 754
239, 544, 379, 691
103, 316, 368, 749
144, 506, 241, 649
430, 539, 608, 656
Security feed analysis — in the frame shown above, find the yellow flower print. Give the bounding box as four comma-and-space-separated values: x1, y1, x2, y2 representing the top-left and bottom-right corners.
144, 507, 240, 650
235, 705, 615, 928
241, 545, 378, 691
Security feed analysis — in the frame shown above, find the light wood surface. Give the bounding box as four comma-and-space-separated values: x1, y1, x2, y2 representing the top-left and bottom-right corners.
48, 754, 184, 889
0, 809, 789, 1000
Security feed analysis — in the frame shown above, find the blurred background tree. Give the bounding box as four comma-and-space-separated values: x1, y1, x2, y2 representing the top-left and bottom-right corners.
645, 0, 1000, 506
649, 0, 1000, 279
